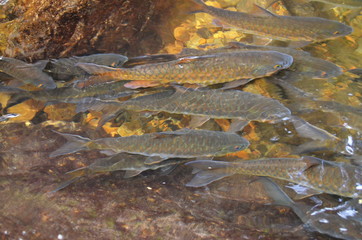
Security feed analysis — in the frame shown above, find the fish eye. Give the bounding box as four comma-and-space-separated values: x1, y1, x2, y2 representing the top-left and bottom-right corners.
333, 31, 340, 35
234, 145, 243, 151
274, 64, 282, 69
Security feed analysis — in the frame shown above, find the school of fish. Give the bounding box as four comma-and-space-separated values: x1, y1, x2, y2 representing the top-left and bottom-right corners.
0, 0, 361, 239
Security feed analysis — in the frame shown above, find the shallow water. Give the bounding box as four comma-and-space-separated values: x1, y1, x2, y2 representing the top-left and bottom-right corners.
0, 0, 361, 239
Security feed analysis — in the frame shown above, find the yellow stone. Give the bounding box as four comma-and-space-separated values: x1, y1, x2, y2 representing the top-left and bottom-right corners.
174, 26, 190, 42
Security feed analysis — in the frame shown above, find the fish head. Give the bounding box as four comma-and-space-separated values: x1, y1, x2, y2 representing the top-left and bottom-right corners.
216, 136, 250, 155
314, 20, 353, 41
252, 51, 294, 77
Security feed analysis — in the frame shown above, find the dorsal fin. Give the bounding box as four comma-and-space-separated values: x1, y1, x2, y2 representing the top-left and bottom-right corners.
251, 4, 278, 17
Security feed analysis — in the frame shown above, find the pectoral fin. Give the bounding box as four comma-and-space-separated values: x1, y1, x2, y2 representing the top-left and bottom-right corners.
123, 170, 143, 178
189, 115, 210, 128
185, 169, 233, 187
144, 156, 168, 165
228, 119, 249, 132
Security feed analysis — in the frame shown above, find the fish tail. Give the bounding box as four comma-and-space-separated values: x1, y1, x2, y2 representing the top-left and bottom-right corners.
0, 87, 30, 114
49, 131, 91, 157
185, 160, 233, 187
190, 0, 208, 13
50, 176, 82, 192
75, 62, 119, 75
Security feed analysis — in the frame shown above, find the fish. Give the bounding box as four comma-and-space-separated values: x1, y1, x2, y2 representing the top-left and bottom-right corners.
80, 86, 292, 129
1, 78, 137, 113
0, 57, 56, 89
45, 53, 128, 81
49, 129, 250, 165
307, 0, 362, 8
191, 0, 352, 42
185, 156, 362, 198
76, 51, 293, 85
52, 153, 190, 191
261, 178, 362, 240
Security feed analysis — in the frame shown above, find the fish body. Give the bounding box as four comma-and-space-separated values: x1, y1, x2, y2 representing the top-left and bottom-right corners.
92, 87, 291, 123
50, 129, 250, 163
0, 57, 56, 89
192, 0, 352, 42
186, 156, 362, 198
76, 51, 293, 85
262, 178, 362, 240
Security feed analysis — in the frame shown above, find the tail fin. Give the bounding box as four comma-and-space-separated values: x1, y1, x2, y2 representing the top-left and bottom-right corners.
0, 86, 30, 114
75, 63, 118, 75
49, 131, 91, 157
185, 160, 233, 187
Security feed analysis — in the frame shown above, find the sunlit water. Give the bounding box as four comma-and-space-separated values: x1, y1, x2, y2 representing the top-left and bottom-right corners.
0, 0, 361, 239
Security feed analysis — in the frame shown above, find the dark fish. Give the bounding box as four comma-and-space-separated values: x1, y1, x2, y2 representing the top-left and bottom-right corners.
0, 57, 56, 89
186, 156, 362, 198
1, 78, 136, 113
76, 51, 293, 85
262, 178, 362, 240
52, 153, 190, 191
50, 129, 250, 164
45, 53, 128, 80
192, 0, 352, 42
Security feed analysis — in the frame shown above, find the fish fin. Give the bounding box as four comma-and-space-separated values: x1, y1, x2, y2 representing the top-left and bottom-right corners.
294, 140, 334, 154
97, 110, 123, 128
227, 41, 249, 49
211, 19, 233, 28
227, 119, 249, 132
177, 48, 205, 56
251, 4, 278, 17
49, 131, 91, 157
286, 183, 323, 199
188, 115, 210, 129
177, 56, 203, 64
301, 156, 323, 169
123, 170, 143, 178
99, 150, 118, 156
75, 63, 118, 74
50, 176, 82, 193
185, 160, 231, 170
186, 169, 233, 187
159, 165, 178, 176
32, 60, 49, 70
290, 116, 339, 141
124, 80, 161, 89
6, 79, 25, 88
144, 156, 168, 165
152, 131, 187, 139
172, 84, 190, 94
258, 177, 295, 207
65, 167, 89, 178
287, 41, 312, 48
221, 79, 253, 90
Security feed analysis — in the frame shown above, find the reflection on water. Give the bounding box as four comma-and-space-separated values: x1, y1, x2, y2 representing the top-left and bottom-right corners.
0, 0, 362, 239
